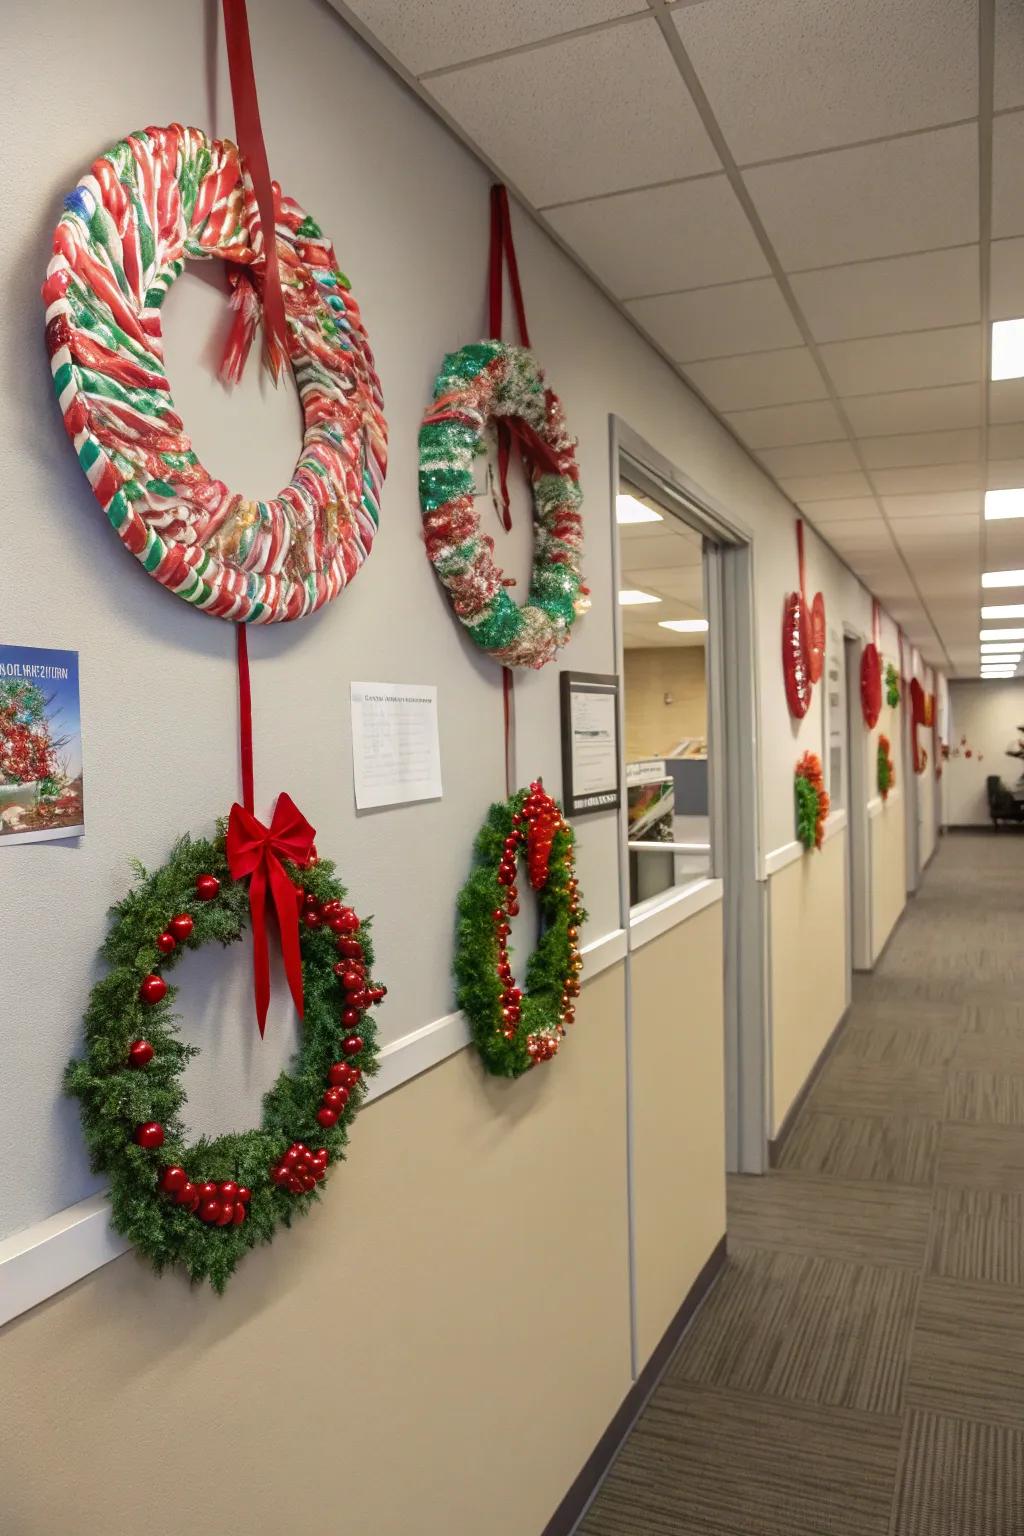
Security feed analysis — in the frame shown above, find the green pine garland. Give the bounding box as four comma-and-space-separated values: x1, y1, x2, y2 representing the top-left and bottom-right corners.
794, 773, 820, 850
885, 662, 900, 709
456, 786, 586, 1077
64, 824, 381, 1291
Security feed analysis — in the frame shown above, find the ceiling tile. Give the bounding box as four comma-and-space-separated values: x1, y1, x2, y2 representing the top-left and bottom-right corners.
778, 471, 872, 501
844, 383, 982, 436
684, 347, 825, 412
995, 0, 1024, 111
790, 247, 980, 343
989, 423, 1024, 457
871, 463, 984, 495
428, 20, 719, 206
992, 112, 1024, 240
991, 238, 1024, 320
991, 380, 1024, 424
988, 460, 1024, 489
626, 278, 801, 362
889, 514, 980, 543
881, 490, 982, 518
546, 177, 767, 298
858, 428, 981, 468
673, 0, 977, 164
744, 124, 978, 271
757, 441, 859, 477
800, 497, 881, 522
822, 325, 981, 397
723, 399, 847, 448
342, 0, 646, 75
985, 520, 1024, 565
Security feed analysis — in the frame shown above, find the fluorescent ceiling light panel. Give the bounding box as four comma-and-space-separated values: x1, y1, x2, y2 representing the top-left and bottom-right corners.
616, 493, 662, 525
992, 318, 1024, 381
982, 570, 1024, 588
985, 488, 1024, 520
980, 628, 1024, 640
980, 644, 1024, 655
658, 619, 709, 633
982, 604, 1024, 619
618, 589, 661, 606
982, 670, 1017, 678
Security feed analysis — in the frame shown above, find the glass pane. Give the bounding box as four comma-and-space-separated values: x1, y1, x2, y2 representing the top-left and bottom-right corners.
617, 476, 713, 909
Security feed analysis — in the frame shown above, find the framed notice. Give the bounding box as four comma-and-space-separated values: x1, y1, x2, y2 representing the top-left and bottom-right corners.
560, 671, 621, 817
0, 644, 85, 846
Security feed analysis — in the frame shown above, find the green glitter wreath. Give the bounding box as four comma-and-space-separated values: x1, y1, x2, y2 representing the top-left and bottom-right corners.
795, 774, 820, 850
885, 662, 900, 709
455, 783, 586, 1077
64, 822, 383, 1290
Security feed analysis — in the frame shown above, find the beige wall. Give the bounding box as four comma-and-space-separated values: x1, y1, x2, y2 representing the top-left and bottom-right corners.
0, 968, 633, 1536
630, 903, 726, 1365
945, 679, 1024, 825
623, 647, 707, 761
770, 831, 849, 1136
871, 794, 906, 962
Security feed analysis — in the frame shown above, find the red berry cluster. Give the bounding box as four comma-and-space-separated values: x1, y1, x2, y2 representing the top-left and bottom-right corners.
526, 1032, 559, 1063
318, 1057, 362, 1128
523, 779, 563, 890
159, 1165, 252, 1226
271, 1142, 329, 1194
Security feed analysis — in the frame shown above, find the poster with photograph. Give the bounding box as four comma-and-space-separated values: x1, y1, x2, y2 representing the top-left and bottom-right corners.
0, 645, 84, 846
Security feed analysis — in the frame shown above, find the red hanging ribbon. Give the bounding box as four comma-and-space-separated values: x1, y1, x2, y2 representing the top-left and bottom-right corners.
796, 517, 807, 600
872, 597, 881, 650
220, 0, 288, 383
227, 793, 316, 1037
236, 625, 255, 814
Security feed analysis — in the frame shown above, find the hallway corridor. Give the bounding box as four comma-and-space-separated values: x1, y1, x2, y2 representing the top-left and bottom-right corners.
582, 833, 1024, 1536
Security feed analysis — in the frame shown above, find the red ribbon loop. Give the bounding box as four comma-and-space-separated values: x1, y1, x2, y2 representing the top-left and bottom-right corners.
227, 793, 315, 1037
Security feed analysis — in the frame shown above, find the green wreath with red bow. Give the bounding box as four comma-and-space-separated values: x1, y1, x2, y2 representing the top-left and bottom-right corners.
64, 797, 386, 1291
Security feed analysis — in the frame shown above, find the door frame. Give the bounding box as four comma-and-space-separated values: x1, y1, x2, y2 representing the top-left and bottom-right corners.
611, 418, 767, 1180
842, 628, 873, 971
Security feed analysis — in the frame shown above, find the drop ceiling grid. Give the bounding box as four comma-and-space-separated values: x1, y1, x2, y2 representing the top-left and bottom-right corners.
334, 0, 1023, 670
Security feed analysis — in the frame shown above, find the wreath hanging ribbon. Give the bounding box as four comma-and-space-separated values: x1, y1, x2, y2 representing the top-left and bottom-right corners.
227, 793, 315, 1037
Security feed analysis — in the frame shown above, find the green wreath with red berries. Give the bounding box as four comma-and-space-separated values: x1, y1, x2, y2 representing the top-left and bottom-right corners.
455, 781, 586, 1077
64, 821, 386, 1291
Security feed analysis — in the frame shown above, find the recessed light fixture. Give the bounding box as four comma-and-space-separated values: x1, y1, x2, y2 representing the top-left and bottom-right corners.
985, 489, 1024, 520
982, 603, 1024, 619
980, 644, 1024, 656
618, 589, 661, 606
658, 618, 709, 633
992, 318, 1024, 381
980, 628, 1024, 641
982, 569, 1024, 588
616, 493, 663, 526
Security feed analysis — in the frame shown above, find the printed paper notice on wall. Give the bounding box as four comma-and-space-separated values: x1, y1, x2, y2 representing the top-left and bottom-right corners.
0, 644, 85, 846
350, 682, 442, 810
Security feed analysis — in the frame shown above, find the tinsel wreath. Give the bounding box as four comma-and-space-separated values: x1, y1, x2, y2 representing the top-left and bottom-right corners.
64, 823, 385, 1290
885, 662, 900, 709
455, 782, 586, 1077
794, 751, 829, 851
419, 342, 588, 669
878, 734, 895, 801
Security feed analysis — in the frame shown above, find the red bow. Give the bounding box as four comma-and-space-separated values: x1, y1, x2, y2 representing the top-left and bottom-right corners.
227, 793, 315, 1037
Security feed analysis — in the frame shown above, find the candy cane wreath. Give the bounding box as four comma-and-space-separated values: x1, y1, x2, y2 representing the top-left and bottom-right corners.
43, 124, 387, 623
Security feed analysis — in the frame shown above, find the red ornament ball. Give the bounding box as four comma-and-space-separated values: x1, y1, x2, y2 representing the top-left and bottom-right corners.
135, 1122, 165, 1150
317, 1107, 339, 1127
199, 1198, 222, 1223
328, 1061, 350, 1086
168, 913, 194, 941
304, 908, 323, 929
323, 1086, 348, 1111
341, 1034, 363, 1056
341, 1007, 361, 1027
237, 1187, 252, 1204
127, 1039, 154, 1069
337, 937, 363, 959
155, 932, 176, 955
231, 1202, 247, 1225
195, 874, 220, 901
160, 1165, 187, 1194
138, 974, 167, 1005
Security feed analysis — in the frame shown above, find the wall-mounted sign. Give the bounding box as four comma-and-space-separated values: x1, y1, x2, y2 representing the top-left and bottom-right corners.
0, 644, 84, 846
350, 682, 442, 810
560, 671, 620, 816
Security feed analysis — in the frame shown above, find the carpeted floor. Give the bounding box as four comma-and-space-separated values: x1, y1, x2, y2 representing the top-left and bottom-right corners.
580, 831, 1024, 1535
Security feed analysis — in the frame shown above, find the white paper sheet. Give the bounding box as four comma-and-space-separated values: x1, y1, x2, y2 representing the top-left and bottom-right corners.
350, 682, 442, 810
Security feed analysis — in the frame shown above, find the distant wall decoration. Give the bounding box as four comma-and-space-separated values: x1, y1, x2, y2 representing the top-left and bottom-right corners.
910, 678, 927, 774
794, 751, 829, 850
783, 520, 824, 719
877, 734, 895, 801
44, 123, 387, 624
885, 663, 900, 709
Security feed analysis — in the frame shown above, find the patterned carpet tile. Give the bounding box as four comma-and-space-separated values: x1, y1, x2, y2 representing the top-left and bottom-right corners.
578, 1382, 901, 1536
928, 1188, 1024, 1286
906, 1277, 1024, 1429
811, 1058, 947, 1118
954, 1028, 1024, 1072
728, 1173, 932, 1268
963, 1004, 1024, 1035
936, 1123, 1024, 1191
778, 1111, 939, 1186
836, 1022, 958, 1068
945, 1071, 1024, 1125
891, 1410, 1024, 1536
669, 1245, 917, 1415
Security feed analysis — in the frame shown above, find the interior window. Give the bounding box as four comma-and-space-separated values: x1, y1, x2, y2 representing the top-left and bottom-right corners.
617, 477, 712, 909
